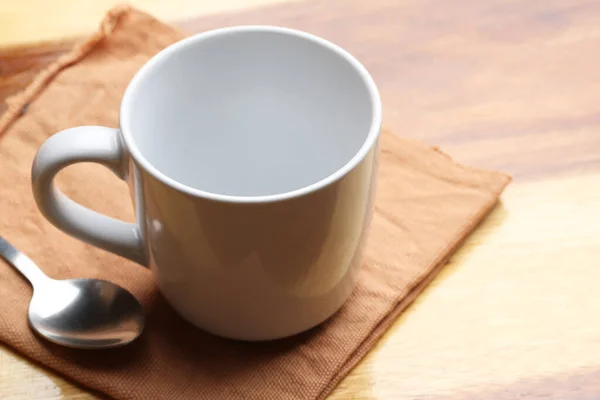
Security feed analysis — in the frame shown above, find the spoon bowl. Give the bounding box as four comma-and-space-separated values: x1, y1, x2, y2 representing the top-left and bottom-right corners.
0, 236, 145, 349
29, 278, 144, 349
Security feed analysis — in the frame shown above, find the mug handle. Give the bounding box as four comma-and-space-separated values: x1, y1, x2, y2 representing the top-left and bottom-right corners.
31, 126, 147, 266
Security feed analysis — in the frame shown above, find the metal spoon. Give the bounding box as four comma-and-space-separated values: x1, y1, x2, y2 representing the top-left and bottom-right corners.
0, 235, 144, 349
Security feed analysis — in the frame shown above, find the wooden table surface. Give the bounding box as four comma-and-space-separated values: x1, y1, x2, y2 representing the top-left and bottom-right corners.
1, 0, 599, 398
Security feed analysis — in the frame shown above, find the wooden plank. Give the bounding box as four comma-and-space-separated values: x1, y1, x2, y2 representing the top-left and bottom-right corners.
178, 0, 600, 179
3, 0, 600, 179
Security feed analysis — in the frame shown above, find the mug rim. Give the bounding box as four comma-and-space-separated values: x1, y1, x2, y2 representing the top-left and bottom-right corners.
119, 25, 382, 204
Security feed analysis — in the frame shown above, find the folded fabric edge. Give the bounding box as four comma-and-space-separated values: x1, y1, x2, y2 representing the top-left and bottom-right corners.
429, 145, 513, 192
0, 4, 135, 137
381, 128, 512, 194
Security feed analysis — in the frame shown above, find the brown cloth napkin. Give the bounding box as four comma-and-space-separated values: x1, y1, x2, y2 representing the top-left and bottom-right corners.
0, 6, 510, 400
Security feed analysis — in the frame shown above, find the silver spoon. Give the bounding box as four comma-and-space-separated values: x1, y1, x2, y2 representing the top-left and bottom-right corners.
0, 235, 144, 349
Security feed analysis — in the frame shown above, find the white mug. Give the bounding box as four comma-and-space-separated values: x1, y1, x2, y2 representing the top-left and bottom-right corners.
31, 26, 381, 340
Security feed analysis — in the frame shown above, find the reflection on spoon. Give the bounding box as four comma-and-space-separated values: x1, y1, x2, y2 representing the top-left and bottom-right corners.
0, 235, 144, 349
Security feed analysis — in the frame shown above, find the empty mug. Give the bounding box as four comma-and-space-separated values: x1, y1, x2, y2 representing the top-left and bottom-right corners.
31, 26, 382, 340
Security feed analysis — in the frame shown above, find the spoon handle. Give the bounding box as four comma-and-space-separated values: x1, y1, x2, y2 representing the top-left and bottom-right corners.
0, 236, 48, 287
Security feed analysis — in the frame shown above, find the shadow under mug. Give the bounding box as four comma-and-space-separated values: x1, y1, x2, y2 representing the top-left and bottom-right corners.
31, 26, 382, 340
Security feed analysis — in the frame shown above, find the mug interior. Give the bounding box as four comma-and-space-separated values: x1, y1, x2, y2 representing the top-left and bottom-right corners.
121, 27, 379, 198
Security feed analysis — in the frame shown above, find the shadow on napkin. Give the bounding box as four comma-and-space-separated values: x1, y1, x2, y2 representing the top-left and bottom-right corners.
42, 293, 318, 373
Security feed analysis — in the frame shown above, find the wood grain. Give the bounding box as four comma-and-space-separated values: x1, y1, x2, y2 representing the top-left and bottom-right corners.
0, 0, 307, 47
1, 0, 600, 399
178, 0, 600, 179
4, 0, 600, 179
